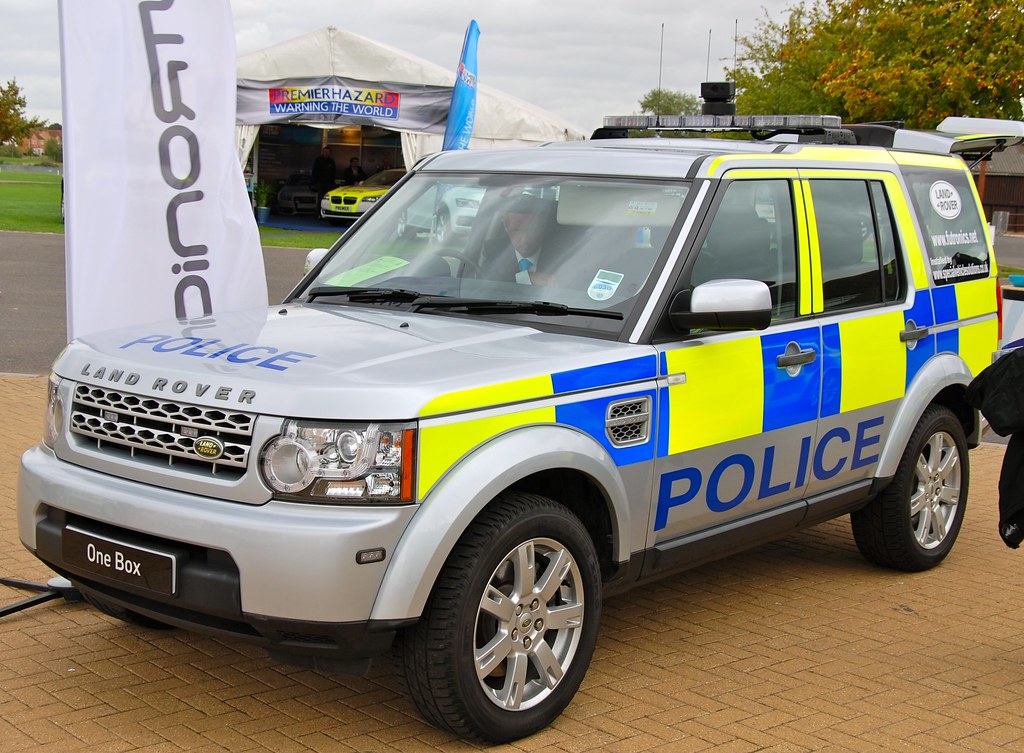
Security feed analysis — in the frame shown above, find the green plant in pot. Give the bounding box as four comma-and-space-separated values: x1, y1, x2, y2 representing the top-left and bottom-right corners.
253, 180, 274, 208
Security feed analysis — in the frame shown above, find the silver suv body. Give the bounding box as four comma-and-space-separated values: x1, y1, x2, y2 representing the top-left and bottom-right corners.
19, 115, 1019, 741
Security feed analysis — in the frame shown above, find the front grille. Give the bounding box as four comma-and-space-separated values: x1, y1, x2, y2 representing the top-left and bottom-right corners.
605, 396, 651, 447
69, 384, 256, 478
342, 196, 358, 205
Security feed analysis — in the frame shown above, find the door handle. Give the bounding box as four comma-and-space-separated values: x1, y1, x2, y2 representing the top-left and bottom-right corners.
900, 325, 930, 342
777, 348, 817, 368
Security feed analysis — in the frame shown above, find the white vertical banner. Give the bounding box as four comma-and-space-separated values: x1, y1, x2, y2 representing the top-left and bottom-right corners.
59, 0, 267, 342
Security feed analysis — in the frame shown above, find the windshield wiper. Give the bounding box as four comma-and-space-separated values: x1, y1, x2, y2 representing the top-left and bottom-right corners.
413, 298, 624, 320
305, 285, 424, 303
305, 287, 623, 320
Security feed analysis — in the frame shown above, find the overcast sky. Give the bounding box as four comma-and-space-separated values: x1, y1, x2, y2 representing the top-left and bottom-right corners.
1, 0, 797, 134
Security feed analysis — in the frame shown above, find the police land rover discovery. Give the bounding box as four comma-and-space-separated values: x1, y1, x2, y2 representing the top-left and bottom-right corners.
18, 112, 1022, 741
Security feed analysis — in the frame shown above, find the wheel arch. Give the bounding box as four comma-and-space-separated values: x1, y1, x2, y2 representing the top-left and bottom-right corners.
370, 425, 630, 623
876, 352, 979, 480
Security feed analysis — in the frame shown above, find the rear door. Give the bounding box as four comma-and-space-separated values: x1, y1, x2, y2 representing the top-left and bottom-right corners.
799, 170, 922, 505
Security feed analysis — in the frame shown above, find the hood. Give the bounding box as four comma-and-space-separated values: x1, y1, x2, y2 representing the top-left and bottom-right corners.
331, 185, 389, 197
55, 304, 650, 420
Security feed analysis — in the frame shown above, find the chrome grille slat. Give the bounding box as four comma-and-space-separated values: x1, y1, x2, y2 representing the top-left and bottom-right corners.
70, 384, 256, 477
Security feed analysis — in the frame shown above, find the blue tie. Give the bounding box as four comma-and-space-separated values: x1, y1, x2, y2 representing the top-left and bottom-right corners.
518, 258, 533, 272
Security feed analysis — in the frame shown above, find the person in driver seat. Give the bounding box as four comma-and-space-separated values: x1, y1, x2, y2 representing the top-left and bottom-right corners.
492, 194, 553, 285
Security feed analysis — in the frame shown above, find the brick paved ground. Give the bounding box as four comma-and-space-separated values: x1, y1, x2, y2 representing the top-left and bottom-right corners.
2, 374, 1023, 753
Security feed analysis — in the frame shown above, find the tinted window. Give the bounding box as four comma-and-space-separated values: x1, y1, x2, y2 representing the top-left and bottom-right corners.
811, 179, 903, 312
691, 180, 798, 319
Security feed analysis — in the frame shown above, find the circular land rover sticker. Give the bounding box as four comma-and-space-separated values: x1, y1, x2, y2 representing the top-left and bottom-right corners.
929, 180, 962, 220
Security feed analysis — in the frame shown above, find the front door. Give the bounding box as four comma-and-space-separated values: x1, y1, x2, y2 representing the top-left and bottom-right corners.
651, 174, 822, 563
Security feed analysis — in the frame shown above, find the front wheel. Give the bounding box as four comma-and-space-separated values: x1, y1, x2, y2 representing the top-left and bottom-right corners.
851, 405, 969, 571
400, 492, 602, 742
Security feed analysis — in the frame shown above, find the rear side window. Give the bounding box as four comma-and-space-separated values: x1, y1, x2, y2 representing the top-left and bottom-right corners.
902, 166, 990, 285
810, 179, 904, 313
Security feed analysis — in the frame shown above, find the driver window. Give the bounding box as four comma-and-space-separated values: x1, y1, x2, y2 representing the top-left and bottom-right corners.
691, 179, 798, 319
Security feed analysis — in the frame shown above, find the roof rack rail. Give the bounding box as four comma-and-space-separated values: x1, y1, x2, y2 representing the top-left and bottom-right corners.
593, 113, 1024, 158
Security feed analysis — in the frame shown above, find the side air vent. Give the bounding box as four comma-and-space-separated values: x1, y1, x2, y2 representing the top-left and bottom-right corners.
605, 396, 651, 447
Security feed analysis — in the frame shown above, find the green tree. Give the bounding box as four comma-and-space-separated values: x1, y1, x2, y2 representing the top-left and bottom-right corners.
729, 0, 1024, 128
0, 79, 44, 144
44, 137, 62, 162
729, 2, 845, 116
820, 0, 1024, 127
639, 88, 700, 117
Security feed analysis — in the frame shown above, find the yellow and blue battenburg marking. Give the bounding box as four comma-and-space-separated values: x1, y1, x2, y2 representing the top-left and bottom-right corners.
552, 355, 659, 466
417, 355, 659, 497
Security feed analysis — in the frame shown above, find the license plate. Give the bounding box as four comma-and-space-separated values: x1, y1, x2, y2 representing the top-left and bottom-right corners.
63, 525, 177, 595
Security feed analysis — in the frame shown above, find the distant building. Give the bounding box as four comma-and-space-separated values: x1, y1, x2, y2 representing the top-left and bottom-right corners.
18, 126, 62, 156
972, 144, 1024, 233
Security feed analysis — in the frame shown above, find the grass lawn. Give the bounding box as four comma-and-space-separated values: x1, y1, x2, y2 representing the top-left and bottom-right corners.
0, 170, 64, 233
0, 170, 339, 248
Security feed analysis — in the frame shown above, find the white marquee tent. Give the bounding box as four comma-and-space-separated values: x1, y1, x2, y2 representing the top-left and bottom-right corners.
235, 26, 586, 169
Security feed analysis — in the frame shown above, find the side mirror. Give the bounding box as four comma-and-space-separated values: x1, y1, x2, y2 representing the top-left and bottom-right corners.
669, 278, 772, 332
304, 247, 330, 274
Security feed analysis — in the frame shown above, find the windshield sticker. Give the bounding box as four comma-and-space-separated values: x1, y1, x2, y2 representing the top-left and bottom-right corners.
627, 200, 658, 216
588, 269, 624, 301
929, 180, 962, 220
326, 256, 409, 287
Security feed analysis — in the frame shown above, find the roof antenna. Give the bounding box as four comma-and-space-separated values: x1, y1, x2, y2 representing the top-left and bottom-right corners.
733, 19, 738, 73
706, 29, 712, 80
656, 23, 665, 128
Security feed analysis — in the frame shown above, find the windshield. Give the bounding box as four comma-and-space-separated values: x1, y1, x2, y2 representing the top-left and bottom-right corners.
300, 172, 691, 335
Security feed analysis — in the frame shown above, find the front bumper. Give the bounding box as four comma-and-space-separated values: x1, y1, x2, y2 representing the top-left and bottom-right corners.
320, 199, 367, 218
18, 445, 418, 669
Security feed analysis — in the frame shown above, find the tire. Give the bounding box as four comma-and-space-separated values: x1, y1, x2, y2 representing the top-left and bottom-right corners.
851, 404, 969, 572
82, 591, 175, 630
400, 492, 602, 742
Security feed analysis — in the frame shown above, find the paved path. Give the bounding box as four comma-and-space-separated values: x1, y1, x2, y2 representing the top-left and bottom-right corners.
2, 373, 1023, 752
0, 231, 313, 375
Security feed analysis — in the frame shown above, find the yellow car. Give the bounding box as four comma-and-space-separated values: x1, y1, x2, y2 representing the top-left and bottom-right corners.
320, 168, 405, 223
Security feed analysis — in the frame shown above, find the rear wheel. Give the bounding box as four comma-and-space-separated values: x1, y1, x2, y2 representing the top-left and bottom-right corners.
400, 492, 601, 742
851, 405, 968, 571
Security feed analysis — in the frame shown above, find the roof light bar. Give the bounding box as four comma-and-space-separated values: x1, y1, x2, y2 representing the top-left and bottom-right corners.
602, 114, 843, 131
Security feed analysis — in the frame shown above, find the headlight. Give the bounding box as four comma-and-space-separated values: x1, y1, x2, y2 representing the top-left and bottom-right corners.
260, 419, 416, 504
455, 197, 479, 209
42, 375, 63, 449
362, 195, 380, 204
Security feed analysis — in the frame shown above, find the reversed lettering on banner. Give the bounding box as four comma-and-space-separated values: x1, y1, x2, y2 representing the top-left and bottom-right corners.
140, 0, 213, 319
60, 0, 267, 341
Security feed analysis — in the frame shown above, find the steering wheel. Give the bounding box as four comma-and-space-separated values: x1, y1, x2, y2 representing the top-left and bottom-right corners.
433, 247, 487, 278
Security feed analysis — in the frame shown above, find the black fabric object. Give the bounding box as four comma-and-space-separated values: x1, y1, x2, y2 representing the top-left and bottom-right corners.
998, 434, 1024, 548
965, 347, 1024, 436
966, 347, 1024, 548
